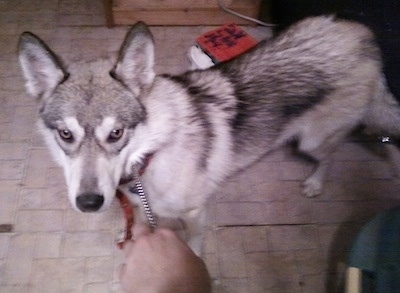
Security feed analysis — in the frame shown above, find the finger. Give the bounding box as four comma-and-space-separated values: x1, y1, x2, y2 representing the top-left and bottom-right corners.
132, 223, 152, 239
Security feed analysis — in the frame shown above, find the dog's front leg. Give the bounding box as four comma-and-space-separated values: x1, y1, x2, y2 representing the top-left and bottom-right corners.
183, 208, 207, 256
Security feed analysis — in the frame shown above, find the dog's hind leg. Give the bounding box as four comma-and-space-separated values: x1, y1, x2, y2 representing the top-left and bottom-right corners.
298, 128, 350, 197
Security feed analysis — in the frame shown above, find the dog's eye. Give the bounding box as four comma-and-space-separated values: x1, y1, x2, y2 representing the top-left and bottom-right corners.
58, 129, 73, 142
108, 129, 124, 142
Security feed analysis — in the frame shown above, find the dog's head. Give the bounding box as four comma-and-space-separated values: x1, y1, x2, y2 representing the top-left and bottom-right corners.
18, 22, 155, 212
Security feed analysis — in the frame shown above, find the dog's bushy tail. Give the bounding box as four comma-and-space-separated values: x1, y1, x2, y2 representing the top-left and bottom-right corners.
363, 75, 400, 137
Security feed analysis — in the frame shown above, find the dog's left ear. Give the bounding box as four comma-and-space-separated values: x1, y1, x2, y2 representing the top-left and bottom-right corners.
112, 22, 155, 95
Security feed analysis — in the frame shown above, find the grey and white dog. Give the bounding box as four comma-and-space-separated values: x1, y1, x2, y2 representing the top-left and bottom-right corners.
18, 16, 400, 254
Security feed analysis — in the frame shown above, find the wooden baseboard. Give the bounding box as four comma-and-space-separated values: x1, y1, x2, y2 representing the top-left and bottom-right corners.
106, 0, 261, 26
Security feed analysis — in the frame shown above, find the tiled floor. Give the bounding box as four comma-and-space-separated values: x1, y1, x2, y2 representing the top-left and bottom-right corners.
1, 1, 400, 293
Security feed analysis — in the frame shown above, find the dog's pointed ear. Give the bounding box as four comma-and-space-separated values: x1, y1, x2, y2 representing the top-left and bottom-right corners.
18, 32, 67, 99
112, 22, 155, 94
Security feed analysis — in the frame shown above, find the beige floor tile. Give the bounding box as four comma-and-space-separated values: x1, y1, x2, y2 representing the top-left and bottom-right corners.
8, 104, 35, 128
203, 229, 217, 254
23, 148, 54, 188
215, 202, 266, 226
267, 225, 319, 251
9, 106, 37, 141
247, 275, 303, 293
252, 161, 284, 182
220, 278, 249, 293
110, 281, 123, 293
0, 180, 19, 223
0, 107, 15, 124
242, 226, 269, 253
0, 124, 12, 142
18, 188, 48, 209
34, 232, 62, 258
253, 180, 301, 202
333, 142, 385, 161
3, 233, 36, 284
0, 36, 18, 55
30, 258, 85, 292
0, 235, 10, 259
203, 253, 220, 280
0, 285, 32, 293
263, 201, 291, 224
0, 143, 28, 160
85, 256, 114, 283
87, 209, 117, 231
295, 249, 326, 275
279, 161, 309, 181
2, 260, 33, 286
15, 210, 63, 232
330, 160, 393, 181
285, 196, 315, 224
246, 251, 298, 279
311, 200, 389, 225
317, 224, 361, 257
216, 227, 247, 279
0, 22, 19, 36
0, 76, 25, 92
216, 180, 246, 202
320, 180, 394, 201
236, 159, 283, 185
0, 160, 25, 180
62, 232, 113, 257
64, 209, 90, 231
84, 282, 110, 293
18, 187, 66, 210
0, 258, 3, 278
299, 274, 326, 293
8, 125, 34, 142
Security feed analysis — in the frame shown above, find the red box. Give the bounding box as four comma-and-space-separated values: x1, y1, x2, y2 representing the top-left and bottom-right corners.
196, 22, 258, 63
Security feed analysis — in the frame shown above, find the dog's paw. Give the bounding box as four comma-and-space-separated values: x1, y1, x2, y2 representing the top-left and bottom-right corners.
125, 153, 143, 175
302, 178, 323, 198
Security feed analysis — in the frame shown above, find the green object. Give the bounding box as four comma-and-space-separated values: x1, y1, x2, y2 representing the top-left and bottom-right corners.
348, 206, 400, 292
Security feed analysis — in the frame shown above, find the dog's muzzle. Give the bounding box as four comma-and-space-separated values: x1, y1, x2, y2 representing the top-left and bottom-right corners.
76, 193, 104, 212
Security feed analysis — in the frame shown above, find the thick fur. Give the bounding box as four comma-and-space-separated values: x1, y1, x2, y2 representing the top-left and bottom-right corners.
18, 16, 400, 254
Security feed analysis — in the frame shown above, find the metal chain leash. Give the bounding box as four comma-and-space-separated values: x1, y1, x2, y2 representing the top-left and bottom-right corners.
129, 167, 157, 229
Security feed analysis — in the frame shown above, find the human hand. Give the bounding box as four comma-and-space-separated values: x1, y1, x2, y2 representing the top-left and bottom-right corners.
119, 223, 211, 293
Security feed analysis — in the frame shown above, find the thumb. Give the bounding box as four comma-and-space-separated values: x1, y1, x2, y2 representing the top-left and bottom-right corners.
132, 223, 152, 239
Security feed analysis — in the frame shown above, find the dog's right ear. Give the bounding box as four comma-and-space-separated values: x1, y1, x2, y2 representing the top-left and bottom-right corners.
111, 22, 155, 95
18, 32, 67, 99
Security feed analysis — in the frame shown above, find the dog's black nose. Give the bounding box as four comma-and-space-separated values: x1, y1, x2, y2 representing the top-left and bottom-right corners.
76, 193, 104, 212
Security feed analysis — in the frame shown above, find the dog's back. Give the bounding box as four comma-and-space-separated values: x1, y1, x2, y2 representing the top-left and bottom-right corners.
218, 16, 384, 151
162, 16, 400, 197
173, 17, 386, 163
